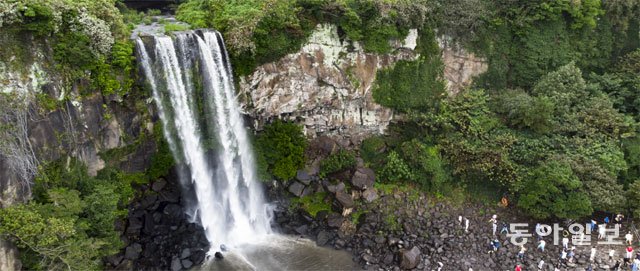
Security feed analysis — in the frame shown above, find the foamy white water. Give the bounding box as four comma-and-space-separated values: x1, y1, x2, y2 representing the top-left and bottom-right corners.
135, 30, 272, 253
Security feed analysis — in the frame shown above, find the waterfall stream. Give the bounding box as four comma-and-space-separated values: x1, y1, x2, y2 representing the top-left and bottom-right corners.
135, 30, 272, 253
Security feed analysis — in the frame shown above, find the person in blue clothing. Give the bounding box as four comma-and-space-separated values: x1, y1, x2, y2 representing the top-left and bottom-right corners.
605, 216, 610, 224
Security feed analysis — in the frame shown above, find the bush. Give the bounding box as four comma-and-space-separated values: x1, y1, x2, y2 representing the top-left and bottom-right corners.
255, 120, 307, 181
371, 27, 445, 113
164, 23, 190, 33
1, 157, 139, 270
360, 135, 386, 168
319, 150, 357, 177
517, 160, 593, 219
290, 192, 332, 218
399, 139, 450, 191
148, 124, 175, 181
176, 0, 431, 75
379, 151, 414, 183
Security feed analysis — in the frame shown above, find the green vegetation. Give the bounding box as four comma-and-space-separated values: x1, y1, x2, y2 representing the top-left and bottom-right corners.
2, 0, 136, 100
176, 0, 430, 76
164, 23, 190, 33
319, 150, 356, 177
291, 192, 332, 218
147, 123, 176, 181
359, 135, 386, 169
372, 28, 446, 113
255, 120, 307, 181
0, 158, 140, 270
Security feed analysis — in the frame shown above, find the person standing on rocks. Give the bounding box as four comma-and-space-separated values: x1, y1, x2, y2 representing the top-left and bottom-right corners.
568, 247, 575, 263
465, 218, 470, 233
538, 259, 545, 270
560, 248, 567, 266
627, 246, 635, 260
590, 247, 597, 262
605, 216, 610, 224
599, 223, 607, 239
537, 239, 546, 252
515, 264, 522, 271
518, 245, 526, 261
610, 249, 616, 261
490, 214, 498, 236
626, 231, 634, 245
616, 213, 624, 224
501, 221, 509, 234
562, 236, 569, 250
591, 219, 598, 232
535, 223, 542, 240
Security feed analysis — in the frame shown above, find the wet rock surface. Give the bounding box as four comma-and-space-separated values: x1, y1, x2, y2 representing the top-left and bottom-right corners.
108, 172, 209, 271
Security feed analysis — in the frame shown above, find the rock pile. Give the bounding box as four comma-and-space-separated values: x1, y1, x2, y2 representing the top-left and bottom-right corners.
107, 175, 209, 270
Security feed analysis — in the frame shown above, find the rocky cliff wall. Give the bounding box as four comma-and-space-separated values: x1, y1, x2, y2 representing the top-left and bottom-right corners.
0, 32, 156, 271
239, 24, 487, 142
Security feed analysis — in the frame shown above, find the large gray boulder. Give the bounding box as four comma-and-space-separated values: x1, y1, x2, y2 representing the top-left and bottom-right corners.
351, 167, 375, 190
400, 246, 421, 269
362, 188, 378, 202
288, 182, 305, 197
335, 191, 354, 208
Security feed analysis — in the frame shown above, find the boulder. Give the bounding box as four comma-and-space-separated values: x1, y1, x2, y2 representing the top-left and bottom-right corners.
288, 182, 306, 197
327, 213, 344, 228
327, 182, 345, 193
152, 179, 167, 192
400, 246, 421, 270
335, 191, 354, 208
180, 248, 191, 259
362, 188, 378, 202
316, 136, 338, 155
316, 230, 331, 246
351, 167, 375, 189
124, 243, 142, 260
181, 259, 193, 269
296, 170, 312, 185
171, 257, 182, 271
163, 204, 183, 218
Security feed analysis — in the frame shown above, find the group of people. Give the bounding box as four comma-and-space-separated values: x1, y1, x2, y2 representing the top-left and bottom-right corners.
479, 213, 640, 271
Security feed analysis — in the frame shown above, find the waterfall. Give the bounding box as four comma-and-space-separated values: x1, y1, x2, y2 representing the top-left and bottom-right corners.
135, 30, 272, 252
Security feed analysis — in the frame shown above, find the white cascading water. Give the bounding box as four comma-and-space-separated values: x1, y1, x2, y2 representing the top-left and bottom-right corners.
135, 30, 272, 253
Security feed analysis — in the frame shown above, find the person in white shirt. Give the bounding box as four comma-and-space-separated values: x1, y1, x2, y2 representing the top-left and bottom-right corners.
562, 237, 569, 249
538, 259, 545, 270
626, 231, 634, 245
590, 247, 597, 262
537, 239, 546, 252
610, 249, 616, 260
465, 218, 470, 233
489, 214, 497, 235
599, 224, 606, 239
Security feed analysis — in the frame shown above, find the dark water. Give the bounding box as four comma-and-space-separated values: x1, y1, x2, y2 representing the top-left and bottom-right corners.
196, 236, 360, 271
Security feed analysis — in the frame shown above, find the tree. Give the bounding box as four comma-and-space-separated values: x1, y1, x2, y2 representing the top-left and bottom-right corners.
517, 160, 592, 219
255, 120, 307, 180
626, 180, 640, 219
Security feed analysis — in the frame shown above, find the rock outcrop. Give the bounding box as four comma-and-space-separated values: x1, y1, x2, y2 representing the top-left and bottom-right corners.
0, 31, 156, 270
240, 24, 487, 142
439, 38, 488, 96
239, 24, 418, 141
